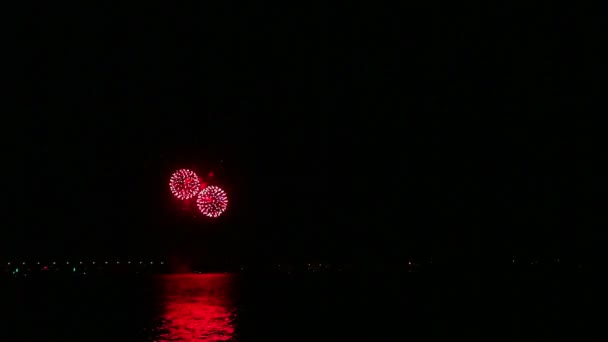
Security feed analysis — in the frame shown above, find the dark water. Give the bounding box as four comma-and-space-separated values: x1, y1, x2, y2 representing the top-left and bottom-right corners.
0, 272, 597, 341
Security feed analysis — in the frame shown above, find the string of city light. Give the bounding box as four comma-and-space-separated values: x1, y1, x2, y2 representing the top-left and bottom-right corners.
5, 261, 165, 266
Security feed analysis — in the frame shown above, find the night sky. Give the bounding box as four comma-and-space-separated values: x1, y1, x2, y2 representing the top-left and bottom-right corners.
1, 4, 604, 266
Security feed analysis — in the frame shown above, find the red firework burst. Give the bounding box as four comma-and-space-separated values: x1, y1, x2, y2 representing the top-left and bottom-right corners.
169, 169, 201, 200
197, 185, 228, 218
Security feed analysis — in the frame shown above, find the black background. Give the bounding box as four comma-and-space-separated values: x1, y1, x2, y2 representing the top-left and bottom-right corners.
1, 3, 605, 267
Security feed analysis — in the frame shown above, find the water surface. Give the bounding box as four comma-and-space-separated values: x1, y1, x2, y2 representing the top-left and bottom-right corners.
1, 272, 591, 341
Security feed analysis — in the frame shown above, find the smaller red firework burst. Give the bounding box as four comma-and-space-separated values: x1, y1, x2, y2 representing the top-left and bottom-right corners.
169, 169, 201, 200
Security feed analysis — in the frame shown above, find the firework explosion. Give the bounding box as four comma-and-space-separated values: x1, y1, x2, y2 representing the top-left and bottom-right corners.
169, 169, 201, 200
197, 185, 228, 218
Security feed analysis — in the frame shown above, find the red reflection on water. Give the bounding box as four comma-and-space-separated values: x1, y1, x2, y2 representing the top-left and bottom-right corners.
156, 274, 236, 341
